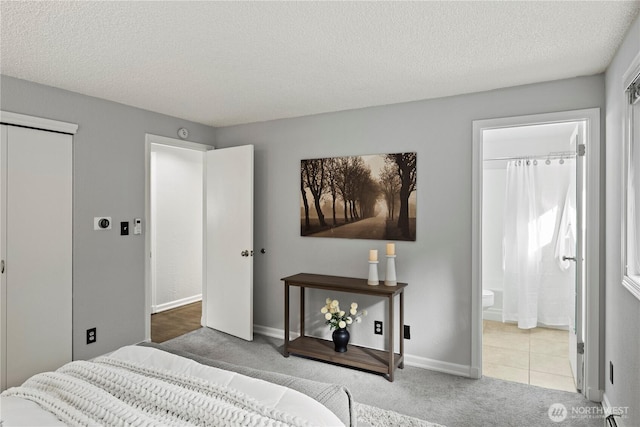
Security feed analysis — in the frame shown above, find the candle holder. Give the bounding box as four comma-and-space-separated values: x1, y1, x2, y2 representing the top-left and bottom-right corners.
384, 255, 397, 286
367, 261, 379, 286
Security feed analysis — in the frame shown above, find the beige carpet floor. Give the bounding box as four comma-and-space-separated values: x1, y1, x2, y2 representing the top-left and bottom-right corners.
161, 327, 604, 427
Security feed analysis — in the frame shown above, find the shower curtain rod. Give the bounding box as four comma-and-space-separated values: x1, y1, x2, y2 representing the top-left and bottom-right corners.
484, 151, 576, 162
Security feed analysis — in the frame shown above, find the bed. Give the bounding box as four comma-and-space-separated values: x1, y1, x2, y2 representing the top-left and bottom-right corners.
0, 344, 355, 426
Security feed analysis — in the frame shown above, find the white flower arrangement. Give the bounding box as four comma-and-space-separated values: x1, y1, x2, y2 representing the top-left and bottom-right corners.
320, 298, 367, 330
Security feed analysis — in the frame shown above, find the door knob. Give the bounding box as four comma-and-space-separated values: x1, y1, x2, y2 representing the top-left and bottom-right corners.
241, 250, 249, 257
562, 256, 577, 262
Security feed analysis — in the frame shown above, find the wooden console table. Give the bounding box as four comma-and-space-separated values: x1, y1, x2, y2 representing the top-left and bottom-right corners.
282, 273, 407, 382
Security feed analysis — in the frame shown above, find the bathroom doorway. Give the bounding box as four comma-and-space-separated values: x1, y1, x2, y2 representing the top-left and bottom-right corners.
481, 121, 581, 392
471, 109, 602, 401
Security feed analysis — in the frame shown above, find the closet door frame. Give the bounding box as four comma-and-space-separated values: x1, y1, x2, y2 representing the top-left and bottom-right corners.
0, 111, 77, 391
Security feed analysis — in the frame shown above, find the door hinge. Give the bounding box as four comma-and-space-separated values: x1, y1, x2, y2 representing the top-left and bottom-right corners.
578, 144, 586, 157
577, 342, 585, 354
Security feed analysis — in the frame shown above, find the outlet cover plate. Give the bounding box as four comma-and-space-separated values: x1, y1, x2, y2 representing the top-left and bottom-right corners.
87, 327, 97, 344
374, 320, 383, 335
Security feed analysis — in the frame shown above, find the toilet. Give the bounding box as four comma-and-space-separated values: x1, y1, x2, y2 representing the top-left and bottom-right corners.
482, 289, 494, 310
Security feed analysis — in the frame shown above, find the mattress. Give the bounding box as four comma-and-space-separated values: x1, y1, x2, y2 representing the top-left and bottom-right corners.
138, 342, 355, 426
0, 345, 347, 426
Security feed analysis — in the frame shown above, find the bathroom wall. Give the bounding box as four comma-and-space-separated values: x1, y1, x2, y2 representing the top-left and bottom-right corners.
481, 166, 506, 321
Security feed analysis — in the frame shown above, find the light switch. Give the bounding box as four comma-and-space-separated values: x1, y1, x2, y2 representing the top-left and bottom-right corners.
120, 221, 129, 236
133, 218, 142, 235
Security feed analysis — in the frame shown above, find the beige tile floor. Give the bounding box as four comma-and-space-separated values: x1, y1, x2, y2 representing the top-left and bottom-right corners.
483, 320, 577, 393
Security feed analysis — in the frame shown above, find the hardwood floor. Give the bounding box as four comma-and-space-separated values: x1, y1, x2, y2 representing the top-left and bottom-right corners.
151, 301, 202, 343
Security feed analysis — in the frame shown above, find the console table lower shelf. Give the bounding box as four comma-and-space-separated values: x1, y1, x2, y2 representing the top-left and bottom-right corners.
285, 336, 403, 377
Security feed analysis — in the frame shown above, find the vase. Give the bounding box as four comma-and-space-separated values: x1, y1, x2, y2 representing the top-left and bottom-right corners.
332, 328, 350, 352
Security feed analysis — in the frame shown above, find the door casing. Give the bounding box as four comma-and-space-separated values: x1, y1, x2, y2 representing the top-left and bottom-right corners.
144, 134, 213, 341
471, 108, 602, 402
144, 135, 254, 342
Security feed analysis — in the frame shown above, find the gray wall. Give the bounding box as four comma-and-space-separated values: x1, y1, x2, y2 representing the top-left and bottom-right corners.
0, 69, 612, 379
0, 75, 217, 360
216, 75, 606, 369
604, 14, 640, 423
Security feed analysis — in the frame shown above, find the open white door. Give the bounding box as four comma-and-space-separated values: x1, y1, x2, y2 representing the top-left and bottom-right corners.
569, 125, 585, 392
205, 145, 254, 341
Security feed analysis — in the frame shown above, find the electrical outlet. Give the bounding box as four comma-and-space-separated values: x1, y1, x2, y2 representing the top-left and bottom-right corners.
404, 325, 411, 339
374, 320, 383, 335
87, 328, 97, 344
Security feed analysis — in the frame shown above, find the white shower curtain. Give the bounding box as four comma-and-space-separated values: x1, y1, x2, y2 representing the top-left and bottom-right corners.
502, 159, 575, 329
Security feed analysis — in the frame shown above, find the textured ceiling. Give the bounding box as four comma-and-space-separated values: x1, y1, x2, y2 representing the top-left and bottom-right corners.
1, 1, 639, 127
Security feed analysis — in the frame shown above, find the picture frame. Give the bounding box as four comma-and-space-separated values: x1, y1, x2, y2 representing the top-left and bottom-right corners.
300, 152, 416, 241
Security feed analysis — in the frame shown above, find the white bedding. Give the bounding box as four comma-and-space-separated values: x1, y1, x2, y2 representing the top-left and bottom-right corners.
0, 345, 345, 427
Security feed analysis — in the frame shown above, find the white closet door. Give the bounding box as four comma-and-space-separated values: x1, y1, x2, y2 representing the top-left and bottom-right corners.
4, 126, 72, 388
0, 125, 6, 390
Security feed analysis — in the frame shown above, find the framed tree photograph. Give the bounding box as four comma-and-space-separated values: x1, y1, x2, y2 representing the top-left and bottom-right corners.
300, 152, 416, 241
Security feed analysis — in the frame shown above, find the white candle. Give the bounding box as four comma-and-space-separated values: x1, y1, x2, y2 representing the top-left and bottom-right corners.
369, 249, 378, 262
386, 243, 395, 256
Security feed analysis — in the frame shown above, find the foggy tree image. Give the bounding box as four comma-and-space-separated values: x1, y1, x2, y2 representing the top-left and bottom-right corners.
335, 157, 353, 224
325, 158, 340, 226
301, 162, 311, 231
300, 152, 416, 241
379, 163, 401, 220
301, 159, 327, 228
386, 153, 417, 239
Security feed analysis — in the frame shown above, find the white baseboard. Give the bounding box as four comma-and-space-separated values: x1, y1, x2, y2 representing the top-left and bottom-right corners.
602, 393, 613, 414
403, 353, 473, 377
468, 366, 481, 379
602, 393, 630, 427
587, 387, 603, 403
152, 294, 202, 314
253, 324, 299, 340
253, 324, 473, 378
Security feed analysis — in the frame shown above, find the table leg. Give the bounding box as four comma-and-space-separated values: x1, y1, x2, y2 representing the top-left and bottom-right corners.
284, 283, 290, 357
300, 287, 305, 339
388, 294, 394, 382
399, 290, 405, 369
